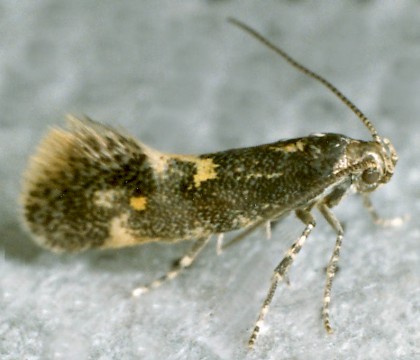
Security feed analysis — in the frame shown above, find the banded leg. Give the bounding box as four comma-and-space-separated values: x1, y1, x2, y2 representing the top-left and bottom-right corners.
318, 203, 344, 334
362, 194, 405, 227
132, 236, 211, 297
222, 218, 268, 250
265, 221, 272, 240
216, 233, 225, 255
222, 216, 280, 250
248, 209, 316, 349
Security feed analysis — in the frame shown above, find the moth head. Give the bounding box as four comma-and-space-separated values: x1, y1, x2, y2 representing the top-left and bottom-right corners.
348, 137, 398, 193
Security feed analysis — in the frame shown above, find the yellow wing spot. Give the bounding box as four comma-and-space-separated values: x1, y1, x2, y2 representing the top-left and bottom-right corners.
140, 147, 219, 188
271, 140, 305, 153
130, 196, 148, 211
169, 155, 219, 188
283, 140, 305, 152
193, 158, 218, 188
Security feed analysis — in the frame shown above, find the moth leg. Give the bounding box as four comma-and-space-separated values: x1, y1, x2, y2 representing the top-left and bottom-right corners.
132, 236, 211, 297
223, 216, 281, 250
216, 233, 224, 255
265, 221, 272, 240
222, 217, 267, 250
362, 193, 406, 227
273, 219, 290, 287
317, 202, 344, 334
248, 209, 315, 349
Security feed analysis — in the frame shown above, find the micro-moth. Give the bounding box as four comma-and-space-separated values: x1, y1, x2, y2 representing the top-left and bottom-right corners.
21, 18, 400, 348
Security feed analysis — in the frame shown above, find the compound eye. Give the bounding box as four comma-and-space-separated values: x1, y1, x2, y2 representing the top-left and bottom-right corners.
362, 168, 380, 184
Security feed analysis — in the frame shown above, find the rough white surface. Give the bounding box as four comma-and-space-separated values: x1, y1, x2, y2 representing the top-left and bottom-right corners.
1, 1, 419, 359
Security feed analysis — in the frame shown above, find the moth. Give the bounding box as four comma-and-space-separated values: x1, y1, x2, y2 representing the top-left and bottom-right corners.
21, 18, 399, 348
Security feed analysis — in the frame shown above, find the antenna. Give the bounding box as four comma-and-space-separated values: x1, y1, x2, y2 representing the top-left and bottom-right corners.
228, 17, 381, 143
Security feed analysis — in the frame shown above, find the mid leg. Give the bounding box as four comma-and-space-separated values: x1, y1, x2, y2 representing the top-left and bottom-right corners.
317, 202, 344, 334
132, 236, 211, 297
248, 209, 316, 349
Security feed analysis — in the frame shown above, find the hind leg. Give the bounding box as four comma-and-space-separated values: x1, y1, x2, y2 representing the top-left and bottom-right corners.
132, 236, 212, 297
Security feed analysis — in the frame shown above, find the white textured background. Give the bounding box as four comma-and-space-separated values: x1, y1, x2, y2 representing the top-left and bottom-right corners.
1, 1, 419, 359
